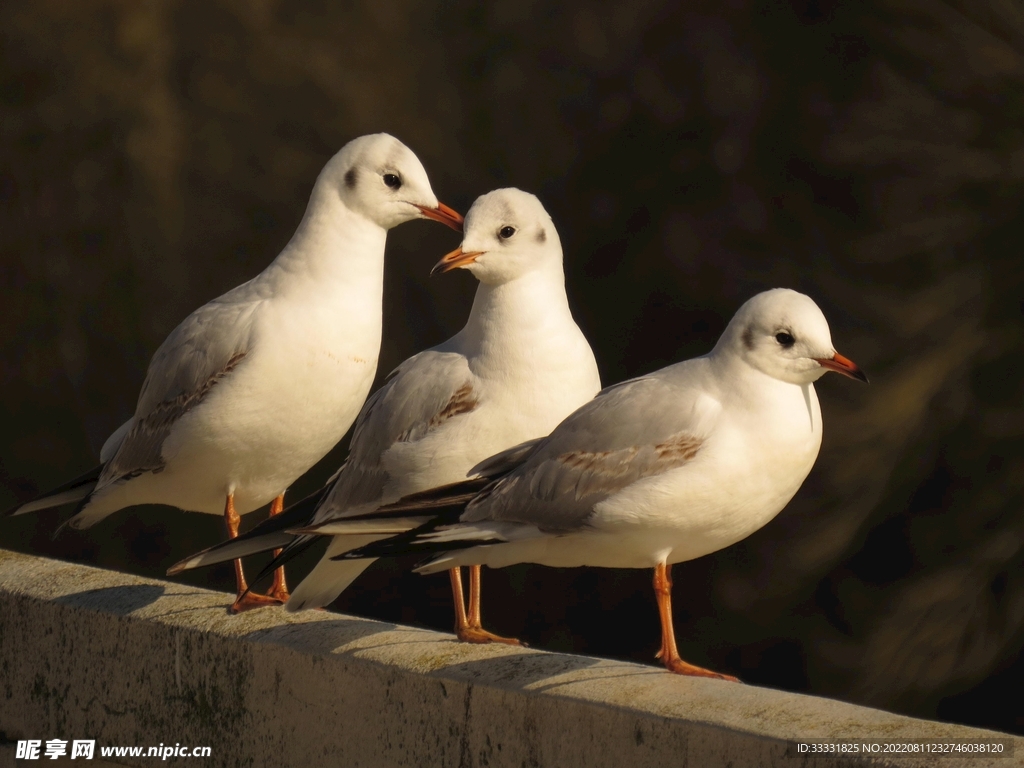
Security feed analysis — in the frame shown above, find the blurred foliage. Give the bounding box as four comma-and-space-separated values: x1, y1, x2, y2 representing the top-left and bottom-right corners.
1, 0, 1023, 735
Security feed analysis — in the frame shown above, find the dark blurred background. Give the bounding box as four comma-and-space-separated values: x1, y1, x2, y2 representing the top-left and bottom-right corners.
2, 0, 1022, 735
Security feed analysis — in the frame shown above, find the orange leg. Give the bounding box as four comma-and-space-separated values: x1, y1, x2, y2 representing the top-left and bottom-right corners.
653, 562, 738, 681
449, 566, 523, 646
264, 494, 290, 602
226, 493, 283, 613
449, 567, 470, 631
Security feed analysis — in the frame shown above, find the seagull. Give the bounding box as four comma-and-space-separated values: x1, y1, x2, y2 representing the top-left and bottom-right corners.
328, 288, 868, 678
9, 133, 463, 613
167, 188, 602, 642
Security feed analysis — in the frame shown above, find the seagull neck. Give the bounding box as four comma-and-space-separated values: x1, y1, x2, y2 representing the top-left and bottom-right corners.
268, 185, 387, 289
708, 349, 808, 410
708, 349, 760, 391
459, 266, 572, 360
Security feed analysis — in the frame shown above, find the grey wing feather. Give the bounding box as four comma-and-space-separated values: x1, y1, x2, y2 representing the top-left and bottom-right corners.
99, 291, 261, 487
462, 365, 720, 532
311, 349, 479, 523
468, 437, 546, 478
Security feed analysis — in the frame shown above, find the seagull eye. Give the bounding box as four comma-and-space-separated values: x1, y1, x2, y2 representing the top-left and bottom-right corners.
383, 173, 402, 190
775, 332, 795, 348
499, 226, 516, 240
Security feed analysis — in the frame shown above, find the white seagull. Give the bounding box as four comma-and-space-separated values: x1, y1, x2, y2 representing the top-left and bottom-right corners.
331, 289, 868, 678
10, 133, 463, 612
168, 188, 602, 642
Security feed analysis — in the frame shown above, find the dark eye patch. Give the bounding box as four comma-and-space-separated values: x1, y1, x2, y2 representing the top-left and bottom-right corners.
742, 326, 755, 350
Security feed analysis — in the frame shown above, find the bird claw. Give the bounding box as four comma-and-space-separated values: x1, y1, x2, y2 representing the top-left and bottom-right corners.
661, 656, 739, 682
265, 585, 290, 603
229, 592, 285, 614
455, 626, 525, 646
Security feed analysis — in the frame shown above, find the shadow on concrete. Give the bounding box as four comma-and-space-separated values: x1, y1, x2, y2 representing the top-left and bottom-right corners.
54, 584, 166, 615
429, 651, 629, 690
242, 615, 401, 655
524, 666, 669, 695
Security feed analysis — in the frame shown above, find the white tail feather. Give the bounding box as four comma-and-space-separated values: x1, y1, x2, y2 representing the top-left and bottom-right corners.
285, 535, 383, 612
294, 516, 428, 536
167, 532, 293, 576
11, 485, 94, 516
421, 524, 507, 543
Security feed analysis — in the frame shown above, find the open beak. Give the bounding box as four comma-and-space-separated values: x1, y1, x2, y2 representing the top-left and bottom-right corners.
815, 352, 869, 383
414, 202, 464, 232
430, 247, 485, 276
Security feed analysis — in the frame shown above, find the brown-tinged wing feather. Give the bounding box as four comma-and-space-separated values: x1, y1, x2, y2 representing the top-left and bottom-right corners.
97, 291, 261, 488
461, 364, 720, 532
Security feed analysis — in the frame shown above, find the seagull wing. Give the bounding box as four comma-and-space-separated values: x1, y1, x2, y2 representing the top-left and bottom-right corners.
461, 363, 721, 533
345, 361, 722, 560
98, 289, 262, 489
309, 347, 481, 526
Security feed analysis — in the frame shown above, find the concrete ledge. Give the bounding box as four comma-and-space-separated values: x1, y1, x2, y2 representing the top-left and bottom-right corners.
0, 549, 1016, 767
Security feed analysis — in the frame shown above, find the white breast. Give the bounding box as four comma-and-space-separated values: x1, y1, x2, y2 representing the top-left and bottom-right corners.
590, 381, 823, 566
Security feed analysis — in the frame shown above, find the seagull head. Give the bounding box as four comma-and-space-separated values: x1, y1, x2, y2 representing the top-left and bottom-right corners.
323, 133, 462, 231
719, 288, 868, 385
429, 188, 562, 284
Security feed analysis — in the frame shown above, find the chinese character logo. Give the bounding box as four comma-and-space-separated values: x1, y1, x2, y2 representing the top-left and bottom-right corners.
16, 740, 41, 759
71, 740, 96, 759
16, 738, 95, 760
44, 739, 68, 759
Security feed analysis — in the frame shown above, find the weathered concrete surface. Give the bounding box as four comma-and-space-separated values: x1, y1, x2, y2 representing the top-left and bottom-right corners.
0, 549, 1017, 768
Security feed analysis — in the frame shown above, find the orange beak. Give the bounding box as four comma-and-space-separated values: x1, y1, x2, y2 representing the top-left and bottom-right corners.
814, 352, 869, 383
430, 247, 485, 276
414, 202, 464, 232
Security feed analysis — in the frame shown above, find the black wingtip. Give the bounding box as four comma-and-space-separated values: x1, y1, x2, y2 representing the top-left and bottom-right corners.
238, 487, 329, 543
298, 480, 486, 536
335, 510, 502, 561
5, 464, 103, 517
251, 534, 320, 586
377, 477, 492, 514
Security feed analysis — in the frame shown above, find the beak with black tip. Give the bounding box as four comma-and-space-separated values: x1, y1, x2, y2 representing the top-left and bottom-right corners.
414, 202, 464, 232
814, 352, 869, 383
430, 247, 485, 276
